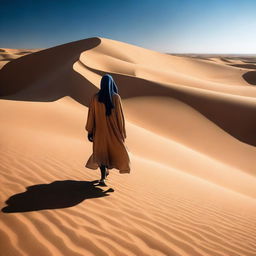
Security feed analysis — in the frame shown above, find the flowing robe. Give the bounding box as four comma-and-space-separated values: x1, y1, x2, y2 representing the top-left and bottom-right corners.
85, 93, 130, 173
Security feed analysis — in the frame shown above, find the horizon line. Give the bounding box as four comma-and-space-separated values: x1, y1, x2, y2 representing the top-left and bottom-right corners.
1, 47, 255, 56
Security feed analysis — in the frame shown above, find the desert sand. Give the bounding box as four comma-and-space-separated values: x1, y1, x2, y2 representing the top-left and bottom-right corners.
0, 37, 256, 256
0, 48, 43, 69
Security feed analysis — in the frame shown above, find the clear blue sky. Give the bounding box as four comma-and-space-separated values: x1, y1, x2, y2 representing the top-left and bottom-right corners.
0, 0, 255, 53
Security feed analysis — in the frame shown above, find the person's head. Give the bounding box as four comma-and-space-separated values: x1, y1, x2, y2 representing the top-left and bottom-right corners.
97, 74, 118, 116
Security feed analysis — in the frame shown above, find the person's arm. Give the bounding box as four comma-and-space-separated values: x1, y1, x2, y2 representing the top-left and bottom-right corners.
115, 95, 126, 141
85, 96, 95, 142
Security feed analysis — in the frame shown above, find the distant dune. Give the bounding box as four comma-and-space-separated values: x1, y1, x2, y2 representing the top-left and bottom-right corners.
0, 37, 256, 256
0, 48, 43, 69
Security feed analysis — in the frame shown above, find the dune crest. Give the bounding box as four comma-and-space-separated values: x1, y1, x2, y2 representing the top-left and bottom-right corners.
1, 37, 256, 256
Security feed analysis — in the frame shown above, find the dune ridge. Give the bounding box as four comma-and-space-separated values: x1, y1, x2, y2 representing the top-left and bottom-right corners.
0, 37, 256, 256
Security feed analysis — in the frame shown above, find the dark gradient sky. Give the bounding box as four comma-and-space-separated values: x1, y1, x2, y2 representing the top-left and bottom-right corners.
0, 0, 255, 53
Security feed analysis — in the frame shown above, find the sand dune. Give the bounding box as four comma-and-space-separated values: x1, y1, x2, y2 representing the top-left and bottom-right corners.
0, 48, 42, 69
0, 37, 256, 256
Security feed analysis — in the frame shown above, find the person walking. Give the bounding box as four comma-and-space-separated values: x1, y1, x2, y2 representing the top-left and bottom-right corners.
85, 74, 130, 186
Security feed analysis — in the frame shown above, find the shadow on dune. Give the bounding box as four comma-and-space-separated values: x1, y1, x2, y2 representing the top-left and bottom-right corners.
242, 59, 256, 64
0, 57, 16, 62
1, 180, 114, 213
230, 64, 256, 70
243, 71, 256, 85
220, 57, 232, 63
0, 37, 101, 106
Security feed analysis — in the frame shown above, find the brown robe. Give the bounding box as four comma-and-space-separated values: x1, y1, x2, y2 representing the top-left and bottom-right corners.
85, 93, 131, 173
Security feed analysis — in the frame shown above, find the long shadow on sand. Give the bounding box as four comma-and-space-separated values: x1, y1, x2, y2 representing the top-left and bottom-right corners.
2, 180, 114, 213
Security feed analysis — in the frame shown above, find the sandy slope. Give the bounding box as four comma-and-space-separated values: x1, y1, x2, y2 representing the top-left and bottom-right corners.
0, 48, 42, 69
0, 37, 256, 256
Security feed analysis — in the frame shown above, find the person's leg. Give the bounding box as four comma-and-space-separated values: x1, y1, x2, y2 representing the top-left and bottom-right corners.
100, 164, 106, 181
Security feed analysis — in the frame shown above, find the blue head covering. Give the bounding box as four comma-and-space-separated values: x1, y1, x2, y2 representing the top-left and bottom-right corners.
97, 74, 119, 116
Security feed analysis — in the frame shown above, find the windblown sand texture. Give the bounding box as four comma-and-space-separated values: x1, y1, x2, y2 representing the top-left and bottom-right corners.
0, 37, 256, 256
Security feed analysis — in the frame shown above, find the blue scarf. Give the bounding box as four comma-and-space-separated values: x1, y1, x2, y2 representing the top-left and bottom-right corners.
97, 74, 118, 116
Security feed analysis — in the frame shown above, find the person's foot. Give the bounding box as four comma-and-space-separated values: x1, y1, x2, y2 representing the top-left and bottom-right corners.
98, 179, 107, 186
